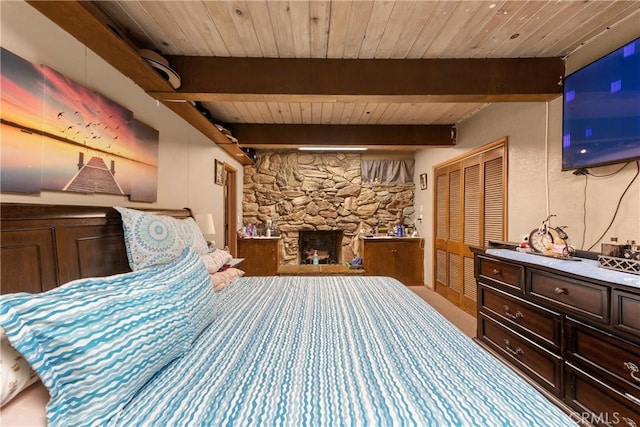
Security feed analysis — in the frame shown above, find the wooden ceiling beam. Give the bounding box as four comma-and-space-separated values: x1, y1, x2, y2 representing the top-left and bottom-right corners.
26, 0, 560, 160
227, 124, 455, 150
161, 102, 253, 165
26, 1, 172, 93
26, 1, 255, 163
155, 56, 564, 102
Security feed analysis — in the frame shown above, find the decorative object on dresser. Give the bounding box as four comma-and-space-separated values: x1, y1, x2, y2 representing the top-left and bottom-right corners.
599, 238, 640, 275
237, 237, 280, 276
472, 247, 640, 425
527, 214, 574, 258
360, 237, 424, 286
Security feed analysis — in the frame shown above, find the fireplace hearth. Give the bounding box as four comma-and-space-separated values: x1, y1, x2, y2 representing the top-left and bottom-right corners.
298, 230, 343, 264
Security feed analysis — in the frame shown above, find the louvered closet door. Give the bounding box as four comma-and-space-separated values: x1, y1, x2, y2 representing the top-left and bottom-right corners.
434, 167, 449, 297
483, 149, 506, 246
447, 163, 463, 304
433, 140, 506, 316
462, 157, 481, 314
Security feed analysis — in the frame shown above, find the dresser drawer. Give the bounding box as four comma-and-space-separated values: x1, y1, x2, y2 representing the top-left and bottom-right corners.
479, 285, 561, 349
613, 290, 640, 339
478, 313, 562, 396
566, 318, 640, 396
478, 256, 524, 292
528, 269, 609, 323
565, 363, 640, 427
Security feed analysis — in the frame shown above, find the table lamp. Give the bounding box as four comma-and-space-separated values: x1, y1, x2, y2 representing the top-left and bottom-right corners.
194, 213, 216, 248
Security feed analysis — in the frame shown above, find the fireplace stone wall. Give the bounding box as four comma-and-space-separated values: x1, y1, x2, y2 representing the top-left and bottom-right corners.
242, 151, 415, 265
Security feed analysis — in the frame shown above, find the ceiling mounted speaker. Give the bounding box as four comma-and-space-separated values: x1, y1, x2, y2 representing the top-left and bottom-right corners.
138, 49, 181, 89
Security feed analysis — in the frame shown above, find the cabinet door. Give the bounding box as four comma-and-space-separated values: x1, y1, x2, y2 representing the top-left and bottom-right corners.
238, 239, 278, 276
362, 241, 392, 277
392, 241, 423, 285
363, 240, 423, 285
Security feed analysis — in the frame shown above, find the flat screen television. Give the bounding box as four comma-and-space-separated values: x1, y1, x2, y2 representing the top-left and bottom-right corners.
562, 37, 640, 171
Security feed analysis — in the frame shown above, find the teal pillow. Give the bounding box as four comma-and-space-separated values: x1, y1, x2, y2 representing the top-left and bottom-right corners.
0, 248, 215, 426
166, 248, 218, 338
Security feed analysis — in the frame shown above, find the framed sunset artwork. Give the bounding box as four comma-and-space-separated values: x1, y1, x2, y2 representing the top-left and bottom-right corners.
0, 47, 159, 202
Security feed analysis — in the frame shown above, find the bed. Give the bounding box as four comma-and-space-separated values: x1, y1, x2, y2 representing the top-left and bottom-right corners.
0, 203, 577, 426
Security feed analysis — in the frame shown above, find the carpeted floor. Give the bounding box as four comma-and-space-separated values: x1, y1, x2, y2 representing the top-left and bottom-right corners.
408, 286, 476, 338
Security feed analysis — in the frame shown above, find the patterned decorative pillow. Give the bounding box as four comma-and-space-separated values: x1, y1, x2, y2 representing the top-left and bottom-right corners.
115, 206, 185, 270
0, 327, 39, 407
0, 247, 213, 426
174, 217, 209, 255
116, 207, 211, 270
199, 249, 233, 274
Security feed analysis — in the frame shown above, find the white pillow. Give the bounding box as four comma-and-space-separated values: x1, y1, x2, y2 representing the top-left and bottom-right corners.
199, 249, 233, 274
0, 327, 39, 407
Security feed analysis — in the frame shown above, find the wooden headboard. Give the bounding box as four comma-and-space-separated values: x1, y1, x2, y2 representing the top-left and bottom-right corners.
1, 203, 191, 295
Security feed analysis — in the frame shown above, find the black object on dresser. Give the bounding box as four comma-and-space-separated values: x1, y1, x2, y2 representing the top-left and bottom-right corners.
472, 248, 640, 426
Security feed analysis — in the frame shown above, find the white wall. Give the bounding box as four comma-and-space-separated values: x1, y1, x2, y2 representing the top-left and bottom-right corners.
415, 20, 640, 288
1, 1, 243, 240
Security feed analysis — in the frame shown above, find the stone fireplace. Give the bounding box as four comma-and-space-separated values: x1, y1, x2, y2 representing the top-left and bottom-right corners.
299, 230, 342, 264
242, 151, 416, 266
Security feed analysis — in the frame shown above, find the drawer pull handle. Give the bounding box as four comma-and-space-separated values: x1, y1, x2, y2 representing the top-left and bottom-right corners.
622, 414, 638, 427
502, 305, 524, 321
554, 287, 567, 295
492, 269, 501, 275
624, 361, 640, 382
503, 339, 524, 356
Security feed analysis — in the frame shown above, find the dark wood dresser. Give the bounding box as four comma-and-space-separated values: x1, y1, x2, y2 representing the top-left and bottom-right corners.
472, 248, 640, 426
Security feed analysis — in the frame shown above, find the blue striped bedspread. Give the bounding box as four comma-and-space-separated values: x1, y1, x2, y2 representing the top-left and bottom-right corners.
115, 276, 576, 426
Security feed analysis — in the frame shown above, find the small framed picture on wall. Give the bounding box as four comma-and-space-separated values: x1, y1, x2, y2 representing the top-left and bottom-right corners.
215, 159, 225, 185
420, 173, 427, 190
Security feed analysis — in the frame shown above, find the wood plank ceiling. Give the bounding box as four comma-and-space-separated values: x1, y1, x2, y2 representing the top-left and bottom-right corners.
27, 1, 640, 163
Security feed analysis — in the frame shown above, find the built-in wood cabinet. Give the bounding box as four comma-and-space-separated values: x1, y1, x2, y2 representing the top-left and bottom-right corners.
237, 238, 280, 276
360, 238, 424, 286
473, 248, 640, 425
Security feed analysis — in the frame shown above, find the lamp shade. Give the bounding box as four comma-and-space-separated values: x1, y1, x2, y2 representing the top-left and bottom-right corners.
193, 213, 216, 236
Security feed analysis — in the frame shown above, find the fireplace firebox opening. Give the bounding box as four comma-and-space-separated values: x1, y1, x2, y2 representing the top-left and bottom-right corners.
298, 230, 343, 265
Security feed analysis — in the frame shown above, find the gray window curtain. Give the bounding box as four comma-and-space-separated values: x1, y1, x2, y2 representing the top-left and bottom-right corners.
361, 159, 415, 184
